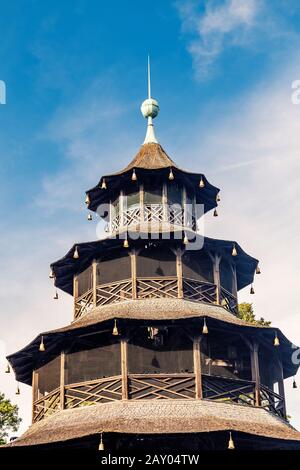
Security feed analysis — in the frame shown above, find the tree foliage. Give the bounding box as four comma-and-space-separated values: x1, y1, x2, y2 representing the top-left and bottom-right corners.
0, 392, 21, 445
237, 302, 271, 327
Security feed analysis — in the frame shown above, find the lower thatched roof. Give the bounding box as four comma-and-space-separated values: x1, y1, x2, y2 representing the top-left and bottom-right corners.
7, 400, 300, 447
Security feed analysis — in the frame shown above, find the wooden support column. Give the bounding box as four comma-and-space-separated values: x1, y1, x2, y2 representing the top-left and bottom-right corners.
130, 250, 137, 299
176, 249, 183, 299
92, 260, 97, 307
193, 336, 203, 399
277, 356, 287, 419
60, 351, 65, 410
212, 254, 221, 305
73, 275, 78, 319
140, 184, 144, 222
32, 370, 38, 423
121, 339, 128, 400
251, 341, 261, 407
162, 182, 168, 222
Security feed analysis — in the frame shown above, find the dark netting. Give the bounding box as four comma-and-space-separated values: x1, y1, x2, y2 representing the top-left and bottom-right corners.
65, 335, 121, 384
182, 251, 213, 283
144, 183, 162, 204
258, 345, 281, 389
220, 259, 233, 293
136, 248, 176, 277
125, 190, 140, 209
201, 333, 251, 381
77, 264, 93, 297
128, 327, 193, 374
97, 253, 131, 284
167, 183, 182, 206
36, 356, 61, 395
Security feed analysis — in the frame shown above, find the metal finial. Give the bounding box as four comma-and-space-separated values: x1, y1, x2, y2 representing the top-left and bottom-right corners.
148, 54, 151, 99
141, 55, 159, 144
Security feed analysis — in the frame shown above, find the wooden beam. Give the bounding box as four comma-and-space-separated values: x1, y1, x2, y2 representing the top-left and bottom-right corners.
92, 260, 97, 307
121, 339, 128, 400
130, 250, 137, 299
176, 249, 183, 299
277, 356, 287, 419
140, 184, 144, 222
73, 274, 78, 319
251, 341, 261, 407
212, 254, 221, 305
60, 351, 65, 410
32, 370, 38, 423
193, 336, 203, 399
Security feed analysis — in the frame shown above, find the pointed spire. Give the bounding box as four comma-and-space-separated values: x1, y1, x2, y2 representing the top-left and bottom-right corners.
141, 55, 159, 144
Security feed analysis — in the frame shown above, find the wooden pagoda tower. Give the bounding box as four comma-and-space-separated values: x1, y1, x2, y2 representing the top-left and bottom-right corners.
6, 66, 300, 451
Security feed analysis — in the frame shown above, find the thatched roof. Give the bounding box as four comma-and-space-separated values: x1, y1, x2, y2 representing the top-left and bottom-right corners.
86, 143, 219, 213
6, 400, 300, 447
7, 299, 299, 385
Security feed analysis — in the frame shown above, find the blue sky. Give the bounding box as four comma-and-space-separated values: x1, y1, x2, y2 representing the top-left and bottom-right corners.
1, 0, 300, 434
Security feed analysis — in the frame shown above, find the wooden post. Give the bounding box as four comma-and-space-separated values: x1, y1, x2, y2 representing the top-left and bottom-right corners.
60, 351, 65, 410
182, 186, 187, 227
121, 339, 128, 400
251, 341, 261, 407
92, 260, 97, 307
193, 336, 203, 399
212, 254, 221, 305
130, 250, 137, 299
140, 184, 144, 223
277, 356, 287, 419
162, 182, 168, 222
73, 275, 78, 319
176, 249, 183, 299
120, 190, 124, 229
32, 370, 38, 423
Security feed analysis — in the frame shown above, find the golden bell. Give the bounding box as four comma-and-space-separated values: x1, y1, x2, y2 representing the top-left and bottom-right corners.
87, 213, 92, 221
54, 290, 59, 300
101, 179, 107, 190
274, 334, 280, 347
216, 193, 221, 202
199, 177, 205, 188
73, 246, 79, 259
202, 318, 208, 335
131, 169, 137, 181
123, 238, 129, 248
256, 265, 261, 274
39, 336, 45, 352
293, 378, 297, 389
168, 168, 174, 181
183, 234, 189, 245
112, 320, 119, 336
15, 385, 20, 395
228, 432, 235, 450
5, 363, 10, 374
49, 269, 55, 279
232, 245, 238, 257
98, 433, 104, 451
250, 285, 255, 295
85, 194, 90, 205
213, 209, 218, 217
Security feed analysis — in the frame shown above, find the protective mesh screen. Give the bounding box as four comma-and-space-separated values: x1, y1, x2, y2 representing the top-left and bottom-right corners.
37, 356, 61, 395
167, 183, 182, 205
182, 251, 213, 283
144, 183, 162, 204
258, 345, 281, 389
125, 191, 140, 208
201, 334, 251, 381
65, 336, 121, 384
220, 260, 233, 293
137, 248, 176, 277
97, 253, 131, 284
77, 265, 93, 297
128, 327, 193, 374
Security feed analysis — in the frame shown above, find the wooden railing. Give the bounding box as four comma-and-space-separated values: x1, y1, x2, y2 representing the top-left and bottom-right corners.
33, 374, 286, 423
220, 287, 238, 315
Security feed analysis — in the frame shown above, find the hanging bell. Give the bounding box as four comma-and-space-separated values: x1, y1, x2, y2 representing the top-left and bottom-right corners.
73, 246, 79, 259
256, 265, 261, 275
232, 244, 238, 257
199, 177, 205, 188
213, 209, 218, 217
202, 318, 208, 335
87, 213, 92, 221
85, 194, 90, 205
15, 384, 20, 395
293, 377, 297, 389
112, 320, 119, 336
5, 363, 10, 374
228, 432, 235, 450
101, 179, 107, 190
53, 290, 59, 300
183, 233, 189, 245
274, 334, 280, 347
123, 238, 129, 248
39, 336, 45, 352
98, 433, 105, 451
250, 285, 255, 295
49, 269, 55, 279
131, 169, 137, 181
216, 193, 221, 202
168, 168, 174, 181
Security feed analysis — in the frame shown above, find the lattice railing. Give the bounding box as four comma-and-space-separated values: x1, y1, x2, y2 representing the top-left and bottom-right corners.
128, 373, 195, 400
202, 374, 256, 406
96, 279, 132, 306
183, 279, 217, 304
123, 206, 141, 226
259, 384, 286, 419
74, 289, 94, 319
220, 287, 238, 315
65, 376, 122, 408
137, 277, 178, 299
33, 388, 61, 423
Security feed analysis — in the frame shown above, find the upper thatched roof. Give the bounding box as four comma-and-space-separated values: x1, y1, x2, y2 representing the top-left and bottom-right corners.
6, 400, 300, 447
120, 143, 177, 172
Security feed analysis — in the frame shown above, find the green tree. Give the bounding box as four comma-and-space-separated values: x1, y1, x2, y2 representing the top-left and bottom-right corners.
0, 392, 21, 445
238, 302, 271, 327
